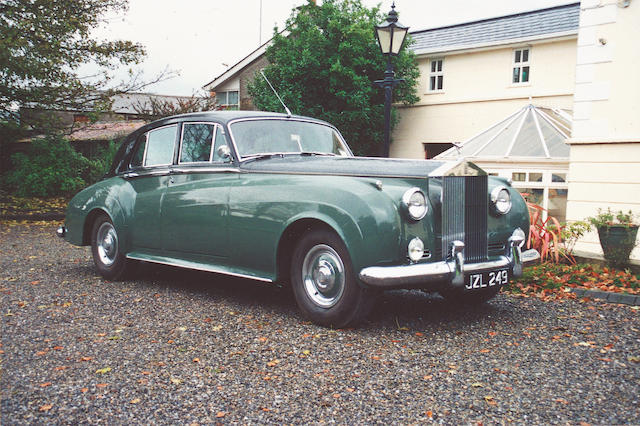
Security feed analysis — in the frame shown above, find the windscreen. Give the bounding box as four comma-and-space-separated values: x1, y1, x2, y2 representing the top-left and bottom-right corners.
229, 119, 351, 158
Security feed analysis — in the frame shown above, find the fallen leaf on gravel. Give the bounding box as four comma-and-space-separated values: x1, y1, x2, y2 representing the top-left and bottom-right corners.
54, 366, 68, 371
193, 358, 200, 363
216, 412, 226, 418
96, 383, 108, 388
575, 342, 594, 347
36, 350, 48, 356
346, 387, 355, 392
80, 388, 88, 393
471, 382, 483, 388
302, 350, 311, 356
267, 359, 280, 367
141, 371, 151, 375
39, 404, 53, 412
555, 398, 569, 405
426, 410, 433, 418
333, 393, 341, 398
177, 327, 187, 332
212, 325, 222, 331
479, 349, 490, 353
423, 375, 433, 380
80, 357, 93, 362
628, 356, 640, 363
95, 367, 111, 374
53, 346, 63, 350
484, 396, 497, 406
130, 398, 141, 404
39, 382, 52, 387
170, 377, 182, 385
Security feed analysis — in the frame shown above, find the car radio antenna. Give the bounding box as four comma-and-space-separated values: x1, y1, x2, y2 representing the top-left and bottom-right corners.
260, 70, 292, 118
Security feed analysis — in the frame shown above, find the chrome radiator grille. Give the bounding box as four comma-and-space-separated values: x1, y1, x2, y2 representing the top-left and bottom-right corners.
441, 175, 488, 263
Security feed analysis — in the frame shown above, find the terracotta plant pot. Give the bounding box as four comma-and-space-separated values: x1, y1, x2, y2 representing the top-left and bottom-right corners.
597, 225, 639, 267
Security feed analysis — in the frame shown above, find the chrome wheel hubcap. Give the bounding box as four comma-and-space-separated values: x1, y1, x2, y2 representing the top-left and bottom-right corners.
302, 244, 345, 308
96, 222, 118, 267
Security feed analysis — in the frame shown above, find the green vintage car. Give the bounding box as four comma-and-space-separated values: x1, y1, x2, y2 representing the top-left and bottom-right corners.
58, 111, 539, 327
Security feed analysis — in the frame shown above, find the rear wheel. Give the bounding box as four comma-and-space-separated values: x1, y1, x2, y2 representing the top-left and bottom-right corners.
90, 213, 133, 280
290, 229, 374, 328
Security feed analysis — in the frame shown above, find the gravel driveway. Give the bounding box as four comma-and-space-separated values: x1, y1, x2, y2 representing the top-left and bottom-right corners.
2, 223, 639, 424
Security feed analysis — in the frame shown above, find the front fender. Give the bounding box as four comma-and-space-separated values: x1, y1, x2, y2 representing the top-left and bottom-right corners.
64, 178, 133, 247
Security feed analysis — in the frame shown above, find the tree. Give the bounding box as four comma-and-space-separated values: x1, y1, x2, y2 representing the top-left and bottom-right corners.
131, 92, 219, 122
0, 0, 164, 135
248, 0, 419, 156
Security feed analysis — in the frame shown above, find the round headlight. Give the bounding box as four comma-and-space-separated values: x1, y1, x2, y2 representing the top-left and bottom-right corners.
402, 188, 428, 221
491, 186, 512, 215
408, 237, 424, 262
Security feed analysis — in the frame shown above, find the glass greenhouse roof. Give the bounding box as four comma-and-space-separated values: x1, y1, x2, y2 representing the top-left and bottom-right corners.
437, 104, 571, 159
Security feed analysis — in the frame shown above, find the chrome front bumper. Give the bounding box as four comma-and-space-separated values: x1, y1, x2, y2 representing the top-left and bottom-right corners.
359, 229, 540, 290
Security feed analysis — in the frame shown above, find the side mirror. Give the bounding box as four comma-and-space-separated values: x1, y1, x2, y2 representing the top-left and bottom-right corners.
217, 145, 232, 162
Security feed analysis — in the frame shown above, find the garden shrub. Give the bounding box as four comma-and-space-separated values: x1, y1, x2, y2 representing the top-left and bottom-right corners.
5, 134, 107, 197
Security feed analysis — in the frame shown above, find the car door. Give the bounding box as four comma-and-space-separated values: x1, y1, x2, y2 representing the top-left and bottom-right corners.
161, 122, 235, 260
125, 124, 178, 251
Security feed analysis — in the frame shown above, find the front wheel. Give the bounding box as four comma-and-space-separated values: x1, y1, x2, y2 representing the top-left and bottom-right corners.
290, 229, 374, 328
90, 213, 133, 280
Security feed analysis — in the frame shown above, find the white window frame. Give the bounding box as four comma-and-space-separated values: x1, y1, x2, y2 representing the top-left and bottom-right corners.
216, 90, 239, 109
428, 58, 444, 92
512, 47, 531, 85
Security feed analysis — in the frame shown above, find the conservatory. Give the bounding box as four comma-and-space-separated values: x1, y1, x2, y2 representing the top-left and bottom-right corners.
436, 104, 571, 222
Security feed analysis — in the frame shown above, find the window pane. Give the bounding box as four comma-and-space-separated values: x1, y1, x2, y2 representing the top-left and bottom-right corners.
431, 61, 436, 72
522, 66, 529, 82
522, 49, 529, 62
512, 172, 526, 182
518, 187, 543, 206
552, 173, 567, 182
215, 92, 226, 105
145, 125, 177, 166
515, 50, 521, 63
181, 123, 214, 163
529, 172, 543, 182
548, 188, 567, 223
131, 134, 146, 167
513, 67, 520, 83
437, 60, 442, 72
228, 91, 239, 105
212, 127, 229, 162
437, 75, 443, 90
430, 76, 436, 91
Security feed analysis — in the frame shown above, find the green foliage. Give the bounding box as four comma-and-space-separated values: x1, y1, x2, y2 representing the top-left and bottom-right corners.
248, 0, 420, 156
588, 208, 638, 228
4, 134, 114, 197
0, 0, 147, 135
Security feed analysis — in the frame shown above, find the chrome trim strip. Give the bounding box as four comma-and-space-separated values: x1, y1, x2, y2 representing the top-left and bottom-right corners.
235, 169, 429, 179
122, 169, 170, 179
169, 166, 240, 175
428, 160, 459, 177
125, 254, 274, 283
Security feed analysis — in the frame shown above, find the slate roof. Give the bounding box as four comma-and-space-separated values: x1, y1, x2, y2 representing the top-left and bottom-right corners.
410, 3, 580, 55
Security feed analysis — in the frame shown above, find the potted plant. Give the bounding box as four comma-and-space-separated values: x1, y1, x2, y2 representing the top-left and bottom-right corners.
588, 209, 639, 268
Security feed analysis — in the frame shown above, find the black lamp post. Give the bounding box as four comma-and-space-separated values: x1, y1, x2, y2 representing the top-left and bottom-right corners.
374, 2, 409, 157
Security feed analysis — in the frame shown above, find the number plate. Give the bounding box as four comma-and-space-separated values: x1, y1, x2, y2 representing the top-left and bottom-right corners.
465, 269, 509, 290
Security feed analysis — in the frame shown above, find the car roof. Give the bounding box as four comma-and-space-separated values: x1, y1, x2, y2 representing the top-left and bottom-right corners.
146, 110, 327, 127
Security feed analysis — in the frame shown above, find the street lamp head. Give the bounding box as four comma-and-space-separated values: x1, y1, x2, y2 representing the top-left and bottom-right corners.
375, 2, 409, 56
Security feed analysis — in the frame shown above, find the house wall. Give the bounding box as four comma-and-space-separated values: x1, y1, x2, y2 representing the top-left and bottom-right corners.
210, 56, 269, 111
566, 0, 640, 263
391, 38, 577, 159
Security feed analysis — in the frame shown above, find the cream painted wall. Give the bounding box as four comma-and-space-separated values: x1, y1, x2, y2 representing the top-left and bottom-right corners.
391, 38, 577, 159
566, 0, 640, 264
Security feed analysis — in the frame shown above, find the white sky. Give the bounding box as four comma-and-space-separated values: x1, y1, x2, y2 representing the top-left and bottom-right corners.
93, 0, 575, 96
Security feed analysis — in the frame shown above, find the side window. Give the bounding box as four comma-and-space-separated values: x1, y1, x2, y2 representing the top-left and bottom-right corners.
180, 123, 215, 163
145, 125, 178, 166
212, 126, 229, 163
130, 134, 146, 168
